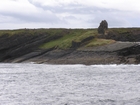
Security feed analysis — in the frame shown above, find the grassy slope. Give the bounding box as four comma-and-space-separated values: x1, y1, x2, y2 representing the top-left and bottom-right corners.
39, 29, 115, 49
86, 39, 115, 47
0, 28, 118, 50
40, 29, 99, 49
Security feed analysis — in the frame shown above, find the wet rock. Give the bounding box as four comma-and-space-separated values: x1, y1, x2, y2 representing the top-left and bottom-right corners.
136, 55, 140, 63
118, 45, 140, 56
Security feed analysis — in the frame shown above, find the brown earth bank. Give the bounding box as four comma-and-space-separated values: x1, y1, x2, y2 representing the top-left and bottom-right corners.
0, 28, 140, 65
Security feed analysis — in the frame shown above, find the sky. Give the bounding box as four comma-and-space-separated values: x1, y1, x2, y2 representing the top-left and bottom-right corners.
0, 0, 140, 29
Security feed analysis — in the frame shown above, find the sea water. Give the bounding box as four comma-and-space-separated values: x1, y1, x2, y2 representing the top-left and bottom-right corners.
0, 63, 140, 105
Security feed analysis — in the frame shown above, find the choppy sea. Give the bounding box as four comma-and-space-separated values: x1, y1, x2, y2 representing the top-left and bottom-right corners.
0, 63, 140, 105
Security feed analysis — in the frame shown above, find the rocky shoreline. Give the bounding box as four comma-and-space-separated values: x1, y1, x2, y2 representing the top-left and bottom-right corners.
9, 42, 140, 65
1, 28, 140, 65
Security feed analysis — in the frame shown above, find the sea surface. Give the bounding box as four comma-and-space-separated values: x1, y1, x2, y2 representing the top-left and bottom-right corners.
0, 63, 140, 105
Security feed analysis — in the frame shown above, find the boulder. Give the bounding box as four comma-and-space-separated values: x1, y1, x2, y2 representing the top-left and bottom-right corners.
98, 20, 108, 34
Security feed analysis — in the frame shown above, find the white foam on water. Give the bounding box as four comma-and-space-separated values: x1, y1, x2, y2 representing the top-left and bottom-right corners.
0, 63, 140, 105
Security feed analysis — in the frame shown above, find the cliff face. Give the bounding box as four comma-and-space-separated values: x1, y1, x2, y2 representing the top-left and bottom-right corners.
98, 28, 140, 42
0, 29, 63, 61
0, 28, 97, 62
0, 28, 140, 64
0, 33, 46, 60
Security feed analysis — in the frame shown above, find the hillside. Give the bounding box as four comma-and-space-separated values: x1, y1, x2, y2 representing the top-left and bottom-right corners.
0, 28, 140, 64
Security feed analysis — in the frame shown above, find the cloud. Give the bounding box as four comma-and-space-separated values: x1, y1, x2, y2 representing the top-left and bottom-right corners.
0, 0, 140, 29
29, 0, 140, 11
0, 0, 61, 23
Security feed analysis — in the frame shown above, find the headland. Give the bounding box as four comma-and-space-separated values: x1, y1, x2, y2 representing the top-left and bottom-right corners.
0, 28, 140, 65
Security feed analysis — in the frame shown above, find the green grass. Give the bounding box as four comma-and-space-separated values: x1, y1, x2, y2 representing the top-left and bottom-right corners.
74, 30, 97, 42
40, 29, 116, 49
40, 29, 98, 49
0, 28, 114, 49
86, 39, 115, 47
0, 28, 123, 49
0, 28, 65, 36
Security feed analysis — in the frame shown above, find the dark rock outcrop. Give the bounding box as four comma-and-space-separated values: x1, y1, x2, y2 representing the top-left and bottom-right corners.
98, 28, 140, 42
71, 41, 81, 48
98, 20, 108, 34
71, 36, 94, 48
117, 45, 140, 56
0, 32, 62, 62
117, 44, 140, 64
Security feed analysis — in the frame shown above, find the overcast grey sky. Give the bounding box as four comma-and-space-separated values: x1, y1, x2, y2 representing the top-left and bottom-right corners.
0, 0, 140, 29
